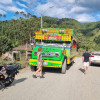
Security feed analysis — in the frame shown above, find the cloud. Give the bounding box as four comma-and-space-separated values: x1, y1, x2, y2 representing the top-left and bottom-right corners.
16, 1, 28, 8
0, 1, 27, 14
75, 14, 96, 22
0, 0, 12, 4
96, 14, 100, 20
65, 0, 75, 3
76, 0, 100, 13
0, 9, 6, 14
22, 0, 38, 6
21, 0, 40, 11
32, 0, 100, 22
0, 0, 100, 22
34, 2, 54, 14
46, 0, 100, 14
7, 6, 26, 13
34, 2, 67, 18
35, 2, 96, 22
70, 6, 88, 14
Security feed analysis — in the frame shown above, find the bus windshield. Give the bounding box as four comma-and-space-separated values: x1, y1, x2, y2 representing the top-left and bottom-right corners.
36, 40, 71, 48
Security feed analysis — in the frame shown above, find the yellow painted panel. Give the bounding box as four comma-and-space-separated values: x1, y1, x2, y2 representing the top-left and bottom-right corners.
29, 59, 62, 64
42, 35, 44, 39
43, 65, 62, 68
43, 60, 62, 64
66, 30, 72, 33
36, 35, 45, 39
67, 58, 70, 64
29, 63, 61, 68
57, 30, 60, 33
72, 56, 76, 61
65, 49, 67, 56
62, 36, 64, 40
49, 29, 56, 32
29, 59, 37, 62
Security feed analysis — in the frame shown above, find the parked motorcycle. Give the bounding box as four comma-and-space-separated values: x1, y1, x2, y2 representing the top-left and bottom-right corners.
0, 63, 20, 87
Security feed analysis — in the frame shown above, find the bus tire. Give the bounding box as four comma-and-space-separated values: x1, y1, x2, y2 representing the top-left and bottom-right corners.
61, 59, 67, 74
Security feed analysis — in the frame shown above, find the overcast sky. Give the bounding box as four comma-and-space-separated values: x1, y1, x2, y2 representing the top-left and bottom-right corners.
0, 0, 100, 22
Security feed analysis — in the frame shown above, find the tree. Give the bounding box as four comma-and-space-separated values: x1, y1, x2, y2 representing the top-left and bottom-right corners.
94, 35, 100, 44
15, 11, 19, 19
2, 14, 6, 35
0, 36, 13, 53
20, 11, 24, 15
23, 13, 27, 19
0, 14, 2, 20
3, 14, 6, 20
0, 14, 2, 35
31, 15, 37, 19
27, 13, 31, 18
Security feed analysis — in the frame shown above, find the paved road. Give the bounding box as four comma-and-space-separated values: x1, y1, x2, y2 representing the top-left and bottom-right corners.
0, 57, 100, 100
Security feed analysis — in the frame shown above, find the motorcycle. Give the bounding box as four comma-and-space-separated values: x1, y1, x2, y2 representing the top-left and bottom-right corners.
0, 63, 20, 87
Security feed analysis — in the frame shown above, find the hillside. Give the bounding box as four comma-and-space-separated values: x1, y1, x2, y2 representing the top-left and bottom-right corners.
0, 15, 100, 53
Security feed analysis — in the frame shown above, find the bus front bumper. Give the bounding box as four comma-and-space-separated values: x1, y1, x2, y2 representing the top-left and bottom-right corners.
29, 59, 62, 68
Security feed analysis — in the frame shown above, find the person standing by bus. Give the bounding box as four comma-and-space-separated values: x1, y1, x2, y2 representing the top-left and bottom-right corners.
82, 49, 91, 74
33, 47, 45, 78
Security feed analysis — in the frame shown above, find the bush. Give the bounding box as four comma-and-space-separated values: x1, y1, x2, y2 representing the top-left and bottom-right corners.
20, 50, 26, 53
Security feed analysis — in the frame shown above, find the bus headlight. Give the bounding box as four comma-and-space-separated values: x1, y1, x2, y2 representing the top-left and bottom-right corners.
55, 52, 59, 57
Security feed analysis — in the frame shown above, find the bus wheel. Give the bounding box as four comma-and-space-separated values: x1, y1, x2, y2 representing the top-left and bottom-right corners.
61, 59, 67, 74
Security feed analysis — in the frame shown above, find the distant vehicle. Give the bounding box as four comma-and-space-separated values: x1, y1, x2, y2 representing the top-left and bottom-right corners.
90, 52, 100, 65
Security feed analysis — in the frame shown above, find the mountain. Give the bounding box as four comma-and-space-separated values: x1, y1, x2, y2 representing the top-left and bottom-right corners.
0, 16, 100, 53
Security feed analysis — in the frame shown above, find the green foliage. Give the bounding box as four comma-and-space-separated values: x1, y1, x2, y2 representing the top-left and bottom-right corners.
0, 36, 13, 53
20, 50, 26, 53
78, 48, 85, 52
0, 13, 100, 52
12, 41, 19, 47
94, 35, 100, 44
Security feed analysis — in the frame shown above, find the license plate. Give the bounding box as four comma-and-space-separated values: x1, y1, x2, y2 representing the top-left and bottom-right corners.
96, 60, 100, 62
43, 62, 48, 65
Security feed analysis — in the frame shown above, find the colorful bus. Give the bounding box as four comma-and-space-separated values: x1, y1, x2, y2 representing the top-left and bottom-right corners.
29, 28, 77, 74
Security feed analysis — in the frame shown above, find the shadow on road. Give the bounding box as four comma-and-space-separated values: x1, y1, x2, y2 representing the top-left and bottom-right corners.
67, 61, 75, 70
67, 64, 72, 70
12, 78, 27, 85
0, 78, 27, 91
79, 68, 85, 73
43, 68, 61, 74
90, 64, 100, 67
0, 85, 5, 90
42, 62, 74, 75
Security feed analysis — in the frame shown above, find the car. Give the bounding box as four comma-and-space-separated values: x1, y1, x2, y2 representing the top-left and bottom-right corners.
90, 52, 100, 65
